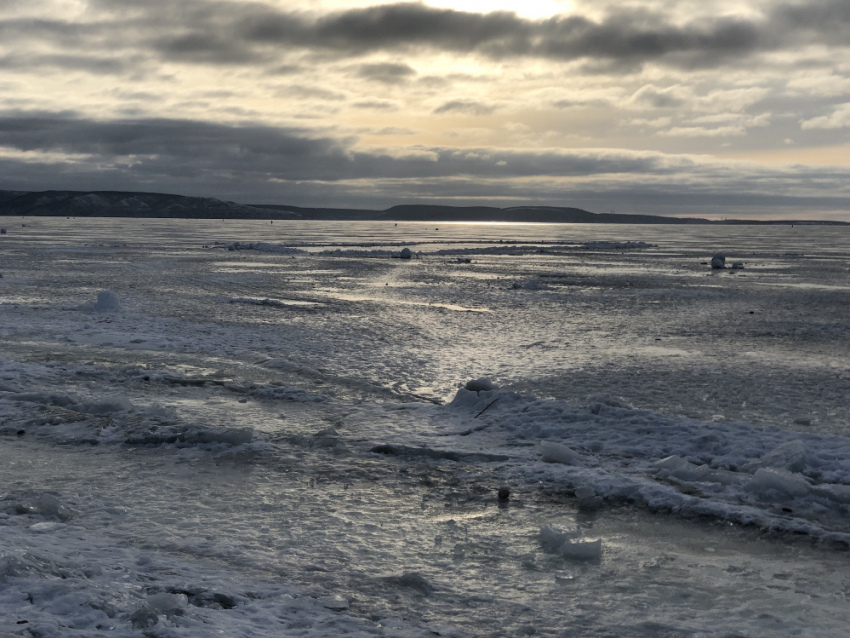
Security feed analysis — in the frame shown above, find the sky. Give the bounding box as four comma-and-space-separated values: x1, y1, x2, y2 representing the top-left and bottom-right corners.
1, 0, 849, 218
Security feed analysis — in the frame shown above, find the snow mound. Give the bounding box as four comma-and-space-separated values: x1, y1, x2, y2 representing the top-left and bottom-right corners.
540, 441, 582, 465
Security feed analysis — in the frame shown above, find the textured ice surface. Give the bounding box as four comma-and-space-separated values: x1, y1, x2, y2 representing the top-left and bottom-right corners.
1, 219, 849, 637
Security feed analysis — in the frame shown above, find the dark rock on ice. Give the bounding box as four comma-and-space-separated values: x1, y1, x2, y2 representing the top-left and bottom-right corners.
710, 253, 726, 269
498, 486, 511, 500
399, 247, 412, 259
731, 262, 744, 269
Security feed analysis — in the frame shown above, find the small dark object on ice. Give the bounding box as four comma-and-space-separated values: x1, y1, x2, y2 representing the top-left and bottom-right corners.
498, 487, 511, 501
16, 429, 25, 436
710, 253, 726, 269
400, 247, 412, 259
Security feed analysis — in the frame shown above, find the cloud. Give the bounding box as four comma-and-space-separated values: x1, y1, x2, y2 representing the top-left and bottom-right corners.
433, 100, 497, 115
10, 0, 849, 75
801, 103, 850, 129
658, 125, 747, 137
629, 84, 691, 108
356, 62, 416, 84
351, 100, 400, 111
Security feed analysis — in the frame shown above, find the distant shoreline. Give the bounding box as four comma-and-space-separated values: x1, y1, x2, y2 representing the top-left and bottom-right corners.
1, 189, 846, 225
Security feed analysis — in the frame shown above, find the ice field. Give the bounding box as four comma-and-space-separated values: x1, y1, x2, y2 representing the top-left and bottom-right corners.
1, 218, 850, 637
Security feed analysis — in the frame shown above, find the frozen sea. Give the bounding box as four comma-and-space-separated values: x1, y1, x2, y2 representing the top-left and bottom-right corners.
1, 218, 849, 637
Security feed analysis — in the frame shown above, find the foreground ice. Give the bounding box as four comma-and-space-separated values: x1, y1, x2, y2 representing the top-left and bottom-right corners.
1, 219, 849, 636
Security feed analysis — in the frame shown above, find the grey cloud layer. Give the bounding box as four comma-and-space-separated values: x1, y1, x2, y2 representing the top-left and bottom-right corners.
1, 113, 847, 211
5, 0, 849, 73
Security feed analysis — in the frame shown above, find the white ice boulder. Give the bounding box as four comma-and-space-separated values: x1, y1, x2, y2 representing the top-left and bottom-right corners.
541, 441, 582, 465
465, 377, 495, 392
745, 468, 810, 499
710, 253, 726, 269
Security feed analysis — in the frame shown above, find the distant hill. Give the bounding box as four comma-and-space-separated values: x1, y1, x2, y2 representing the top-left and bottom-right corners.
0, 189, 846, 224
0, 190, 300, 220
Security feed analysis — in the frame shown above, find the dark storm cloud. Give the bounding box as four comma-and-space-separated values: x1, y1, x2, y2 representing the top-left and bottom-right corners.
356, 62, 416, 84
2, 111, 847, 186
0, 112, 677, 183
7, 0, 850, 74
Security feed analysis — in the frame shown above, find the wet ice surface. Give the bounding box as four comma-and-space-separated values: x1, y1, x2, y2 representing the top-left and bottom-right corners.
1, 218, 850, 636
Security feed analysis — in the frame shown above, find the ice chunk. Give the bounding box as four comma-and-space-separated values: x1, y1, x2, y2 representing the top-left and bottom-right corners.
147, 592, 188, 612
745, 468, 810, 499
558, 539, 602, 560
539, 525, 582, 552
540, 441, 582, 465
31, 493, 73, 521
812, 483, 850, 504
385, 572, 434, 594
512, 279, 546, 290
652, 455, 692, 472
539, 526, 601, 559
95, 290, 121, 311
465, 377, 494, 392
710, 253, 726, 269
575, 486, 596, 500
586, 393, 632, 410
194, 427, 254, 446
130, 605, 159, 629
731, 262, 744, 269
742, 440, 807, 474
79, 395, 135, 414
318, 594, 349, 610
